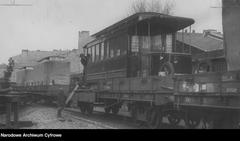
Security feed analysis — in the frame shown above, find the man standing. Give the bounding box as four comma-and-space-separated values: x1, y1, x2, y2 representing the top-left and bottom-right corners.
57, 88, 66, 119
80, 54, 89, 82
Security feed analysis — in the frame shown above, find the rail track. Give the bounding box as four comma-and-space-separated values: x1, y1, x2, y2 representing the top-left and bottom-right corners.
63, 107, 186, 129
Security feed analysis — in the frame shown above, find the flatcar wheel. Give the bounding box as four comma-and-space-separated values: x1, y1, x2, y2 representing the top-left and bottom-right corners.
185, 115, 200, 129
112, 106, 120, 115
167, 112, 181, 126
80, 106, 86, 114
147, 108, 161, 129
202, 119, 214, 129
86, 104, 94, 115
104, 107, 111, 114
82, 107, 87, 114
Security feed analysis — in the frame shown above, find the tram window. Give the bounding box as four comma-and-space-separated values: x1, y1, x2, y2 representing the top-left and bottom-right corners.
88, 48, 92, 62
110, 48, 114, 58
162, 34, 166, 51
92, 46, 95, 62
142, 36, 151, 49
131, 36, 139, 52
52, 80, 55, 85
101, 42, 104, 60
87, 47, 90, 55
166, 34, 172, 53
116, 49, 121, 56
105, 41, 109, 59
152, 35, 162, 50
96, 44, 100, 62
121, 50, 127, 55
99, 44, 102, 61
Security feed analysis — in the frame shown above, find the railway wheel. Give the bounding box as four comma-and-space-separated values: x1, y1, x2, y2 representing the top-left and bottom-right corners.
147, 108, 162, 129
80, 106, 86, 114
202, 118, 214, 129
86, 104, 94, 115
112, 106, 120, 115
217, 115, 239, 129
185, 114, 201, 129
167, 112, 181, 126
104, 107, 111, 114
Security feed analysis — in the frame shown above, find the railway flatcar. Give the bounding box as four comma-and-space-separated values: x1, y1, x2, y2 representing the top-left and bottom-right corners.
171, 0, 240, 129
14, 56, 71, 103
72, 12, 195, 128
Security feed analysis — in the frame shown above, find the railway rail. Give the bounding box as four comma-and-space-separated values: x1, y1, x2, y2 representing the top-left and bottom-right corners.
63, 107, 186, 129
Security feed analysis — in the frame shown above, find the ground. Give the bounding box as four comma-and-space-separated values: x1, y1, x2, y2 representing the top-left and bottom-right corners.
0, 105, 105, 129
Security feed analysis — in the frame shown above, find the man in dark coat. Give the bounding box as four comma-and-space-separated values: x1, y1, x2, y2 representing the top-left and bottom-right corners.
57, 88, 66, 118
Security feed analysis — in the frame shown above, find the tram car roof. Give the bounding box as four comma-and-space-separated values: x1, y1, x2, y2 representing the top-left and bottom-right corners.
90, 12, 195, 39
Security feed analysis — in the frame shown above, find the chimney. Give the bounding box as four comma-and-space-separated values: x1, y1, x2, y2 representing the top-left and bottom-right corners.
78, 31, 90, 51
79, 31, 90, 39
22, 49, 29, 56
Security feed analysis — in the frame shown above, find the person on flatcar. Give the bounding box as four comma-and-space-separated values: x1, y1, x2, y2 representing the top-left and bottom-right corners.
57, 87, 66, 119
80, 54, 90, 82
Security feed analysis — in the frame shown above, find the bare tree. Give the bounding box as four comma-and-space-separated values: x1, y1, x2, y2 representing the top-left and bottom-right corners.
129, 0, 175, 15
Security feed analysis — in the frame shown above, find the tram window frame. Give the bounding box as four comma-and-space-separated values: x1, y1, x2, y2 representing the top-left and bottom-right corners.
88, 47, 92, 63
101, 42, 104, 60
105, 41, 109, 59
116, 49, 121, 56
110, 48, 114, 58
166, 34, 173, 53
92, 45, 95, 63
161, 34, 167, 52
95, 44, 100, 62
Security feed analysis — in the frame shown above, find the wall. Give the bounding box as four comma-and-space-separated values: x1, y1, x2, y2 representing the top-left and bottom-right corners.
16, 61, 70, 86
222, 0, 240, 71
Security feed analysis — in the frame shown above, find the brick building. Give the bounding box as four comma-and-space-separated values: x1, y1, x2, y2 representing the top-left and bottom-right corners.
11, 30, 94, 82
176, 29, 226, 73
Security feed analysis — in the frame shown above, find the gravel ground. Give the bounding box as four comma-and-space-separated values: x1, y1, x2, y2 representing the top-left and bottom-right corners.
18, 105, 105, 129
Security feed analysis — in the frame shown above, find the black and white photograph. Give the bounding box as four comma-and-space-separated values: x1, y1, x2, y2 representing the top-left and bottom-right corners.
0, 0, 239, 132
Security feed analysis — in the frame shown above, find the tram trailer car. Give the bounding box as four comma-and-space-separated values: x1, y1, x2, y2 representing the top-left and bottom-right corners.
14, 56, 71, 104
71, 12, 195, 128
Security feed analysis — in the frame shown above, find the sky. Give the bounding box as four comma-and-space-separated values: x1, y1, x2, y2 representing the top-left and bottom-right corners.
0, 0, 222, 64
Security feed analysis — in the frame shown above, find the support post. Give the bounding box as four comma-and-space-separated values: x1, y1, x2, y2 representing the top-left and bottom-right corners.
13, 102, 19, 127
6, 102, 12, 128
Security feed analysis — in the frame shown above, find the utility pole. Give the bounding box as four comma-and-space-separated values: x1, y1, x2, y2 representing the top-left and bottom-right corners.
0, 0, 32, 6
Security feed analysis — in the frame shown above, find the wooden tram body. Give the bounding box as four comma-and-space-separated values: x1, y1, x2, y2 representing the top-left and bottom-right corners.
72, 12, 195, 127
